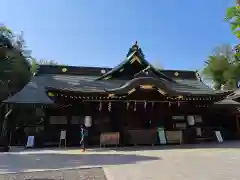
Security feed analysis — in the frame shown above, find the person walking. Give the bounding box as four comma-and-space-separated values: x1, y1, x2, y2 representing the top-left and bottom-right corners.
80, 125, 88, 152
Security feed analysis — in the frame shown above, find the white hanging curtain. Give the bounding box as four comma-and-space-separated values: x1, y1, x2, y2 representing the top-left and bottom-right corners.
187, 116, 195, 126
85, 116, 92, 127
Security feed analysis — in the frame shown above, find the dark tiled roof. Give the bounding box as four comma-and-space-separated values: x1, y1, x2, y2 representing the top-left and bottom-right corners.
107, 77, 216, 95
36, 65, 111, 76
172, 79, 215, 95
96, 51, 140, 80
3, 74, 126, 104
226, 90, 240, 99
3, 41, 225, 104
215, 99, 240, 105
134, 66, 175, 82
3, 75, 53, 104
161, 70, 197, 80
47, 75, 218, 96
4, 70, 221, 104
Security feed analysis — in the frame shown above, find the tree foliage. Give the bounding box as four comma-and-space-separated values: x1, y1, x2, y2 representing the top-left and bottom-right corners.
29, 58, 60, 75
0, 25, 31, 100
225, 5, 240, 39
225, 3, 240, 56
202, 45, 239, 90
0, 25, 65, 144
0, 25, 64, 100
203, 2, 240, 90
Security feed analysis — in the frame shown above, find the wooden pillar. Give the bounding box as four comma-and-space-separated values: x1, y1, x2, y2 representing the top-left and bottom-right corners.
236, 115, 240, 133
167, 102, 174, 130
0, 104, 3, 135
43, 108, 50, 147
44, 109, 49, 130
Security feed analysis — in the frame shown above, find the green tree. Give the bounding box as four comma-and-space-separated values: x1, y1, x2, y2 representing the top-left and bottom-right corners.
223, 1, 240, 89
225, 6, 240, 40
29, 58, 60, 75
0, 25, 32, 150
0, 25, 31, 101
202, 45, 235, 90
0, 26, 65, 149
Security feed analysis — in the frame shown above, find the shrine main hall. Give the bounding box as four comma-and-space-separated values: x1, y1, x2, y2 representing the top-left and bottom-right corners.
2, 42, 235, 147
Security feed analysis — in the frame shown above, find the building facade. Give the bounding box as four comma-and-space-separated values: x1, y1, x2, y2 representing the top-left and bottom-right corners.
3, 42, 234, 147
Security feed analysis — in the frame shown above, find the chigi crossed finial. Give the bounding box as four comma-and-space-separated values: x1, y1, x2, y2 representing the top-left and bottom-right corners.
132, 41, 139, 50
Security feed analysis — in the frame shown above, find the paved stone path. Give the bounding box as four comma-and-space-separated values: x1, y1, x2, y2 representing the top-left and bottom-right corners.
0, 168, 106, 180
1, 142, 240, 179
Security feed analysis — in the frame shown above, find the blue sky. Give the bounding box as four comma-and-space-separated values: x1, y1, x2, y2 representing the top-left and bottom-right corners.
0, 0, 237, 71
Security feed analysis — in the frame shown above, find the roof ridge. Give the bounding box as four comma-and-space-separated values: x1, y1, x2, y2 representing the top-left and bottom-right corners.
38, 64, 111, 69
96, 51, 137, 80
160, 69, 197, 73
134, 65, 175, 82
36, 65, 111, 76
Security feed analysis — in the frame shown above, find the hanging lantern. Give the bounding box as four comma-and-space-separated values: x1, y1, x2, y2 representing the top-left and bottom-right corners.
108, 102, 112, 111
99, 101, 102, 111
187, 116, 195, 126
84, 116, 92, 127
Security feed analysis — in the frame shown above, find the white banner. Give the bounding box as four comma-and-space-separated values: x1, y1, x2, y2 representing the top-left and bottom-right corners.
214, 131, 223, 143
26, 136, 35, 148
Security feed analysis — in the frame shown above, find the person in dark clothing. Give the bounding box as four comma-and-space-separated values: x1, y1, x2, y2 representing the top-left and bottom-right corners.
80, 125, 88, 152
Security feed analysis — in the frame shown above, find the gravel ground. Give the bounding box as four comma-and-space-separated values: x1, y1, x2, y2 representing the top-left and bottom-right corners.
0, 168, 107, 180
1, 142, 240, 180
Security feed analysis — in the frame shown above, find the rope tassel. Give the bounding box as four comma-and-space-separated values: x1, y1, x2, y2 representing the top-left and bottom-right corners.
99, 101, 102, 111
108, 102, 112, 112
134, 101, 136, 111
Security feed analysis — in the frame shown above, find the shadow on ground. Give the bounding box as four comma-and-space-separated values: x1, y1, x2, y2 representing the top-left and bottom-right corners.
0, 153, 160, 173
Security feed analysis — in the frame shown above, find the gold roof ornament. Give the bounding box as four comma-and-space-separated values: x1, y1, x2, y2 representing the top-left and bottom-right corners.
62, 67, 68, 73
140, 85, 153, 89
108, 94, 115, 98
47, 92, 55, 97
178, 95, 183, 100
130, 56, 142, 64
174, 72, 179, 76
101, 69, 106, 74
